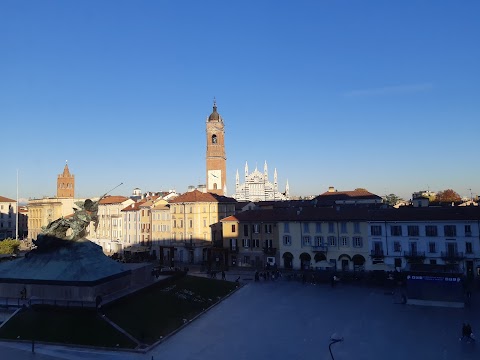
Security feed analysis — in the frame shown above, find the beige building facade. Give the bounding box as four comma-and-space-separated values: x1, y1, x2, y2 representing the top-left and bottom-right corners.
91, 195, 134, 254
0, 196, 17, 240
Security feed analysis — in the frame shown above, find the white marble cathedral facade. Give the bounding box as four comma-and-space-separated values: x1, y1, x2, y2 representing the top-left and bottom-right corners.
233, 161, 289, 202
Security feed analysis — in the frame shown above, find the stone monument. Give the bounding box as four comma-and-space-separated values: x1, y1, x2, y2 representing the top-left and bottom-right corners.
0, 186, 154, 307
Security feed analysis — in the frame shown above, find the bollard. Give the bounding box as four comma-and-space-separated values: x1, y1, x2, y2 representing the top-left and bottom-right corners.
31, 339, 35, 353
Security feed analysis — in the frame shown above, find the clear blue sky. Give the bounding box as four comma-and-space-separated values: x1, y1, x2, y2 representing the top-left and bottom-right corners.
1, 1, 479, 202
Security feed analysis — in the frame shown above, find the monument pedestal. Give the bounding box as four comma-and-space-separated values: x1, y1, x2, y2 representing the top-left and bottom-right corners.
0, 239, 150, 306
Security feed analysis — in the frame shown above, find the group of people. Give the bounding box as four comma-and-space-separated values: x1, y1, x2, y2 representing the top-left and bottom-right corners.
208, 270, 226, 280
254, 270, 281, 282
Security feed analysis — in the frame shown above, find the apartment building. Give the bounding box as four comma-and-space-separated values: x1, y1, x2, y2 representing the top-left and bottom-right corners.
368, 207, 480, 276
0, 196, 17, 240
221, 207, 370, 271
91, 195, 134, 253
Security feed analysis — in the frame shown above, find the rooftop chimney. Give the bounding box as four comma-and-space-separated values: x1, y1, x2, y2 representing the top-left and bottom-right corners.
328, 186, 335, 193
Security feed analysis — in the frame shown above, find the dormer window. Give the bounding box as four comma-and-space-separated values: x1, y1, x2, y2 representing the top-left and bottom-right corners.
212, 134, 217, 144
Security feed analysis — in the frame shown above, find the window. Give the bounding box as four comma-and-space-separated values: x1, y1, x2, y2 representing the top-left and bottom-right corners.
252, 224, 260, 234
253, 239, 260, 248
353, 237, 363, 247
466, 242, 473, 254
391, 226, 402, 236
393, 241, 401, 252
264, 239, 272, 248
284, 223, 290, 233
232, 224, 236, 232
407, 225, 419, 237
354, 222, 360, 233
341, 236, 348, 247
465, 225, 472, 237
302, 236, 311, 246
314, 236, 323, 246
179, 220, 183, 228
430, 259, 437, 265
242, 239, 250, 248
189, 220, 193, 228
230, 239, 237, 250
303, 222, 310, 233
189, 207, 193, 213
315, 222, 322, 233
328, 236, 336, 246
244, 224, 249, 236
428, 242, 436, 253
425, 225, 437, 237
283, 235, 292, 246
371, 225, 382, 236
340, 222, 347, 233
203, 219, 207, 227
173, 220, 177, 228
444, 225, 456, 237
265, 224, 272, 234
328, 222, 335, 233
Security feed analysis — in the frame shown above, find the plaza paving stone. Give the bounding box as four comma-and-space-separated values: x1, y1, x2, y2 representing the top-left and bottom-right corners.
1, 278, 479, 360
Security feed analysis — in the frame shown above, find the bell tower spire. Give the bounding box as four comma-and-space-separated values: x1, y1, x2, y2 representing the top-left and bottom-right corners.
206, 99, 226, 195
57, 161, 75, 198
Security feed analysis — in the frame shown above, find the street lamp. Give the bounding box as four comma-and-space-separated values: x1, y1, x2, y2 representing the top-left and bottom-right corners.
329, 333, 344, 360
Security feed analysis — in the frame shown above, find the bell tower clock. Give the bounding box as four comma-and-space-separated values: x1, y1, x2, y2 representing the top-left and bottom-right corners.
206, 100, 226, 195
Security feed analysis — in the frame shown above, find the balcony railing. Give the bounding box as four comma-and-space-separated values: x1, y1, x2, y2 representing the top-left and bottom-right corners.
403, 251, 426, 262
370, 250, 385, 258
263, 247, 277, 255
311, 245, 327, 252
440, 251, 465, 261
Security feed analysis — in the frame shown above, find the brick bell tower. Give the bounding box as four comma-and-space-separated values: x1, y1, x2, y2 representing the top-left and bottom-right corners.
206, 99, 227, 195
57, 161, 75, 198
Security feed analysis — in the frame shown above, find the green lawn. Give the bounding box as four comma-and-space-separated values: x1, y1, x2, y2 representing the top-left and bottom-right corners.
104, 275, 238, 344
0, 275, 238, 348
0, 306, 137, 348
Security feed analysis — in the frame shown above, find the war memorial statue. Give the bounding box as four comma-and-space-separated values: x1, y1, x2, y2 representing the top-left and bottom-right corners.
0, 183, 159, 305
33, 197, 103, 251
33, 183, 122, 251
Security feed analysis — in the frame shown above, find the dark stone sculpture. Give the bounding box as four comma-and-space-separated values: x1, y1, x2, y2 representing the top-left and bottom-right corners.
33, 197, 102, 251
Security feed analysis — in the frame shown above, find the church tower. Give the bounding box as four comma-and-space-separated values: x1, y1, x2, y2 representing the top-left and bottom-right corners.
57, 161, 74, 198
206, 100, 226, 195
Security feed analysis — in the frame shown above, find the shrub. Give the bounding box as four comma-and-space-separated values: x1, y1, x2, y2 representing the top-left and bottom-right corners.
0, 238, 21, 254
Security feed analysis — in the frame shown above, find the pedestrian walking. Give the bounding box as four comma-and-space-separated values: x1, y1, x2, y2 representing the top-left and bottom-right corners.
221, 270, 226, 280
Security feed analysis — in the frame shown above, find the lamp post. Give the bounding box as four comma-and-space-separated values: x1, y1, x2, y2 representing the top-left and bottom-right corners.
329, 333, 344, 360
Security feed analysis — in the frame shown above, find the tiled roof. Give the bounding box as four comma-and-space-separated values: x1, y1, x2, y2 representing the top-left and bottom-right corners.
121, 200, 147, 212
99, 196, 129, 205
222, 207, 370, 222
369, 207, 480, 221
170, 190, 237, 204
223, 206, 480, 223
317, 189, 382, 200
0, 196, 16, 203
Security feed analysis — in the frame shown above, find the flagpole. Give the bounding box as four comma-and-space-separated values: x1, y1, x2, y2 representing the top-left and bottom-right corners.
16, 169, 19, 240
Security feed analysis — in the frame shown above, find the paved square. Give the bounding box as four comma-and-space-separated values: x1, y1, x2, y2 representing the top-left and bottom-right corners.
148, 280, 480, 360
1, 278, 479, 360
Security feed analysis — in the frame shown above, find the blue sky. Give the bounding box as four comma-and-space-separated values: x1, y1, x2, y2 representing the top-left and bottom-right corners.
1, 1, 479, 202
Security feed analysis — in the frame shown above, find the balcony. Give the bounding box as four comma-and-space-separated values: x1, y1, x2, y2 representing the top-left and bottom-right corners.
440, 251, 465, 262
263, 247, 277, 256
183, 241, 195, 249
370, 250, 385, 258
311, 245, 328, 252
403, 251, 426, 263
